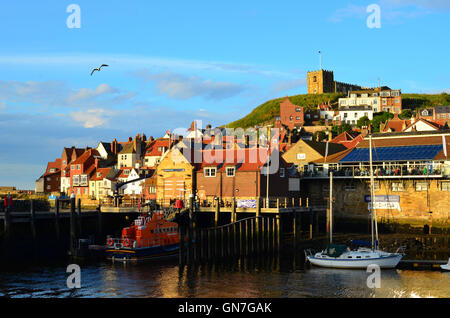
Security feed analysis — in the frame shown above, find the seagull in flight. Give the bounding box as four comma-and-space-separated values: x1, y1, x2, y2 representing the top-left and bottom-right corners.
90, 64, 109, 76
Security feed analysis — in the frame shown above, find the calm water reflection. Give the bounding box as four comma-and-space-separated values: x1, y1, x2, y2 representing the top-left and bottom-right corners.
0, 255, 449, 298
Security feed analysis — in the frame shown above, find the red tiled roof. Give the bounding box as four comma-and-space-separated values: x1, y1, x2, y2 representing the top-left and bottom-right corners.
72, 149, 100, 165
117, 167, 133, 179
43, 159, 62, 176
145, 139, 170, 157
90, 167, 112, 181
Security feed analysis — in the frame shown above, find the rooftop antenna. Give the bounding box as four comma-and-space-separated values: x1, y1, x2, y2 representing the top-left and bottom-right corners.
319, 51, 322, 70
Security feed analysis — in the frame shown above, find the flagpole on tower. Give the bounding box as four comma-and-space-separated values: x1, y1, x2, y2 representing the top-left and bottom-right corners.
319, 51, 322, 70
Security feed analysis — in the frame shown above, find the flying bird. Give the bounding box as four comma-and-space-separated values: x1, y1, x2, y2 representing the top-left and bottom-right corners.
90, 64, 109, 76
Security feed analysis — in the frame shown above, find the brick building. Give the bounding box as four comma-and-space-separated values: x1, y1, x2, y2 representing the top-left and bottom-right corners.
279, 97, 304, 130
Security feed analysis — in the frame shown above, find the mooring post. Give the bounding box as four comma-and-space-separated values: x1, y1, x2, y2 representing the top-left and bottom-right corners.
30, 199, 36, 240
97, 204, 102, 244
55, 198, 60, 240
77, 198, 82, 238
276, 214, 281, 252
4, 204, 11, 241
250, 218, 254, 256
231, 197, 236, 223
256, 197, 261, 255
239, 221, 243, 257
214, 197, 220, 228
70, 197, 77, 256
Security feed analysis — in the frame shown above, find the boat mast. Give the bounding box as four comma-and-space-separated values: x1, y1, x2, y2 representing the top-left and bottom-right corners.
329, 170, 333, 243
369, 133, 378, 250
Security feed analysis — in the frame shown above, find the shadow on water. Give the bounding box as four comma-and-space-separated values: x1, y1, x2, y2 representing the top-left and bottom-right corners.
0, 248, 449, 298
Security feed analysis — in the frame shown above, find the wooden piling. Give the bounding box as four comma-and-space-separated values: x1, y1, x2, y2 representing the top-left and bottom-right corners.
30, 199, 36, 240
276, 215, 280, 251
239, 221, 243, 257
70, 198, 77, 256
97, 204, 102, 244
77, 198, 82, 237
4, 205, 11, 241
55, 198, 60, 240
250, 218, 254, 256
214, 198, 220, 228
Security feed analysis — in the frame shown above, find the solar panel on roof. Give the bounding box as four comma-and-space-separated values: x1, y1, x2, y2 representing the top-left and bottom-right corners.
340, 145, 443, 162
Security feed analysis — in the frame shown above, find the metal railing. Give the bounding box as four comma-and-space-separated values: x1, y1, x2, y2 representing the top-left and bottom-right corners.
302, 163, 445, 178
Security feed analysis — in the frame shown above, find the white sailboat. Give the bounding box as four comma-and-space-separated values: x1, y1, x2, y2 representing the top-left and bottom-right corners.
306, 133, 405, 269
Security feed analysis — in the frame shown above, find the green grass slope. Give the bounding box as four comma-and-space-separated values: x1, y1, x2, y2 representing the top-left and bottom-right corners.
226, 92, 450, 129
226, 93, 345, 128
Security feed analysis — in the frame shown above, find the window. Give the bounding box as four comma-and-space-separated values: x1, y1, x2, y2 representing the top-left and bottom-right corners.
46, 185, 51, 190
62, 160, 66, 165
77, 164, 80, 170
289, 116, 293, 121
204, 167, 216, 177
297, 153, 306, 160
392, 182, 404, 192
296, 107, 302, 112
341, 100, 347, 105
71, 165, 76, 170
441, 182, 450, 191
73, 175, 80, 186
47, 177, 51, 181
226, 167, 235, 177
280, 168, 285, 178
296, 116, 301, 120
415, 182, 428, 191
382, 99, 387, 105
50, 168, 56, 173
313, 76, 317, 82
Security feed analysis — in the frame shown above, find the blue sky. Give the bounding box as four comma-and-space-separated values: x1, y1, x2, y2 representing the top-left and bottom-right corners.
1, 0, 450, 189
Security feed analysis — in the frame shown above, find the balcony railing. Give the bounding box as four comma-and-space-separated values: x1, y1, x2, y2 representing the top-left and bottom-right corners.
302, 163, 446, 179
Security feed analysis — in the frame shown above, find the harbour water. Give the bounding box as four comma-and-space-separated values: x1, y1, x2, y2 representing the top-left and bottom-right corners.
1, 254, 449, 298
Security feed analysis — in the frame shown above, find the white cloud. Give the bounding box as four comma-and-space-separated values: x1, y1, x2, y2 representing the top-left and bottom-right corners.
67, 83, 118, 103
133, 70, 247, 100
70, 108, 116, 128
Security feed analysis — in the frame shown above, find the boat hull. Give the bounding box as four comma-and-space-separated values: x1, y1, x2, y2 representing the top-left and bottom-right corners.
105, 243, 179, 262
307, 254, 403, 269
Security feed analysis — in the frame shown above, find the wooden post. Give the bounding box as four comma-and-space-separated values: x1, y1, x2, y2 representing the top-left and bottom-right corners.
231, 197, 236, 223
293, 211, 297, 248
272, 217, 276, 253
214, 197, 220, 228
299, 197, 302, 207
55, 198, 60, 240
309, 210, 313, 240
250, 218, 254, 255
284, 197, 287, 208
97, 204, 102, 244
4, 205, 11, 241
179, 221, 185, 265
70, 197, 77, 256
276, 215, 281, 252
292, 198, 294, 207
239, 221, 243, 257
30, 199, 36, 240
77, 198, 82, 238
276, 198, 279, 209
256, 197, 261, 255
221, 227, 225, 259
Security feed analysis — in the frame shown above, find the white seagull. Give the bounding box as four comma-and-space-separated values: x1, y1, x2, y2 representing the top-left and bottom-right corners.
90, 64, 109, 76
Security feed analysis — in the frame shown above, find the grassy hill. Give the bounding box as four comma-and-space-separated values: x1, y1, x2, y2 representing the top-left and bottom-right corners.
226, 92, 450, 129
226, 93, 345, 128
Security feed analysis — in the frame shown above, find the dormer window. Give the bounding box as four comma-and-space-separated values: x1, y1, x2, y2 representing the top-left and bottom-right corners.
204, 167, 217, 177
226, 167, 235, 177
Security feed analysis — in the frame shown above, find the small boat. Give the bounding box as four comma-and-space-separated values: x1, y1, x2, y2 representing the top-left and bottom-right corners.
305, 134, 405, 269
440, 258, 450, 271
305, 243, 405, 269
105, 211, 181, 262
